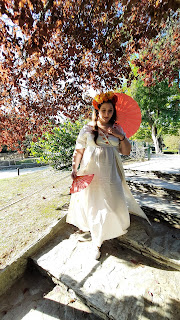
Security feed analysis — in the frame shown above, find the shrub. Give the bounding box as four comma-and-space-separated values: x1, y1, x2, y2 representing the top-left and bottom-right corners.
30, 119, 86, 169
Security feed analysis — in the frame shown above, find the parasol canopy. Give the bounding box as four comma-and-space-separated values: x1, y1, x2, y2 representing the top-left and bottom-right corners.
114, 93, 141, 138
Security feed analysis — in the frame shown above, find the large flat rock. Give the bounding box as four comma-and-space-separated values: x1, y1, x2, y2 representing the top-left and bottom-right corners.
131, 191, 180, 227
126, 176, 180, 201
32, 222, 180, 320
0, 263, 101, 320
124, 168, 180, 182
118, 216, 180, 271
126, 175, 180, 192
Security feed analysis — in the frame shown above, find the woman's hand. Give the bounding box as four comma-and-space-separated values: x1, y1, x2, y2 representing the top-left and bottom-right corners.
106, 126, 131, 155
107, 127, 124, 140
71, 169, 77, 180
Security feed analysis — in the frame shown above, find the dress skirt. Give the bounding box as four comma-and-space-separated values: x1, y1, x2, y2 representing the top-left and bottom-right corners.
66, 125, 131, 247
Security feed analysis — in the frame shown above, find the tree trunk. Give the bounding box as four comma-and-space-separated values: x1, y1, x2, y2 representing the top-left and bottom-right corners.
151, 125, 162, 154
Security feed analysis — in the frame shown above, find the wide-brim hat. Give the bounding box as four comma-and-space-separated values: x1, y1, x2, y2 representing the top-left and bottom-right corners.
92, 92, 141, 138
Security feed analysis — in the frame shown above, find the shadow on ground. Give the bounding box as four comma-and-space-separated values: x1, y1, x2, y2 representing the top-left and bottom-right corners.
0, 263, 179, 320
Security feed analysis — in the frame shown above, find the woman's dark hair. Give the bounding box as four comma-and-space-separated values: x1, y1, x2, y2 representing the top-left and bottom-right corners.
92, 100, 117, 144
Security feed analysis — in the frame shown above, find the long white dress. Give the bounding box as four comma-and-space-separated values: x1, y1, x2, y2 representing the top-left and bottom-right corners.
66, 124, 150, 247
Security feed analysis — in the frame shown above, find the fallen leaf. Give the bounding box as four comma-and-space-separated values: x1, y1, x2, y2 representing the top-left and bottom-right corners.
23, 288, 29, 294
68, 298, 76, 304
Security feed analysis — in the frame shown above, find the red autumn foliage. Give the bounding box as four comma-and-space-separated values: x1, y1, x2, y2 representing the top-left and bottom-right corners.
0, 0, 179, 151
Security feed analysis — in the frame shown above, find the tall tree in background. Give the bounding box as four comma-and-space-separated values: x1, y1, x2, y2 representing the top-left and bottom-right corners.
126, 79, 180, 153
131, 12, 179, 86
0, 0, 179, 151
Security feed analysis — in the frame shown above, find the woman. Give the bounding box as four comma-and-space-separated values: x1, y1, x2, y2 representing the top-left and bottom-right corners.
67, 91, 150, 259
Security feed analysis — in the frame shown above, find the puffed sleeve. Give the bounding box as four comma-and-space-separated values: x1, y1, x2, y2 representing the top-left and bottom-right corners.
75, 125, 88, 149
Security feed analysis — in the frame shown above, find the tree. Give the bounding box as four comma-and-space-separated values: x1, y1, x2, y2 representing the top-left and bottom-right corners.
0, 1, 179, 151
131, 124, 152, 142
30, 118, 86, 169
131, 12, 180, 86
126, 79, 180, 153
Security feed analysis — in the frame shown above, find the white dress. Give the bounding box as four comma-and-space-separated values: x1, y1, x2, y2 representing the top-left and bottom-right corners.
66, 124, 150, 247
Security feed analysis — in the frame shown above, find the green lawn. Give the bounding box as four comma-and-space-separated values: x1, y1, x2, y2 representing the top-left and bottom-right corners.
0, 167, 71, 269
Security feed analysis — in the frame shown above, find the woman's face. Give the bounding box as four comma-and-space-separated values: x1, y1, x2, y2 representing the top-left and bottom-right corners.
98, 102, 114, 125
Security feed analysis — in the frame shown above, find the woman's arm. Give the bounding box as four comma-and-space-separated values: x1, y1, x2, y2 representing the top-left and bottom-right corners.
71, 148, 85, 179
118, 136, 131, 155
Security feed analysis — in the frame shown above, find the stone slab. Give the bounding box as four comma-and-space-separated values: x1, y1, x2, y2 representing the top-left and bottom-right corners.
124, 168, 180, 183
118, 216, 180, 271
126, 175, 180, 192
0, 213, 67, 296
131, 191, 180, 226
32, 222, 180, 320
0, 263, 100, 320
126, 177, 180, 202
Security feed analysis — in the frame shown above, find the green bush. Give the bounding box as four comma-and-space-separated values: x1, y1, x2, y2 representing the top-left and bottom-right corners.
29, 119, 86, 169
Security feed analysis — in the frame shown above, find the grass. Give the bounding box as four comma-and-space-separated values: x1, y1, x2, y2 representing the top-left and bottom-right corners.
0, 167, 71, 269
0, 168, 66, 207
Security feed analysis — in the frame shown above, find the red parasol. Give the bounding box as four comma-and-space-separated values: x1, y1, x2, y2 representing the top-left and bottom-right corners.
70, 174, 94, 194
114, 93, 141, 138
